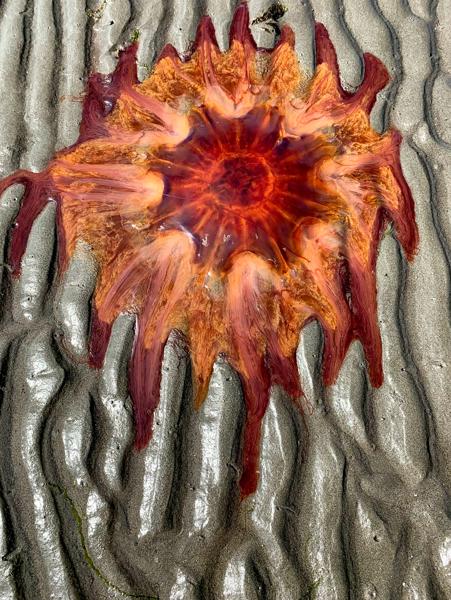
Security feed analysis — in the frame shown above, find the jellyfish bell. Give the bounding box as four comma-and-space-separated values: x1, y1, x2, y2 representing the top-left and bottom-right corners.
0, 1, 418, 496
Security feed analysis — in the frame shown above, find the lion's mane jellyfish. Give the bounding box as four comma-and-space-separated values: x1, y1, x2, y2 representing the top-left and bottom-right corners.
0, 2, 418, 496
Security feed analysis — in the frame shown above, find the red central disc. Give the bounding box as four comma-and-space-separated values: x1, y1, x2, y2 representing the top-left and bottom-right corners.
209, 154, 274, 208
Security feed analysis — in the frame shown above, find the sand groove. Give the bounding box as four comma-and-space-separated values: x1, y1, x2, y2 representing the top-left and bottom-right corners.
0, 1, 449, 598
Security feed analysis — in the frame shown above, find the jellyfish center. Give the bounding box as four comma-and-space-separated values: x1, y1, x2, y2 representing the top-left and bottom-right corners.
209, 153, 274, 208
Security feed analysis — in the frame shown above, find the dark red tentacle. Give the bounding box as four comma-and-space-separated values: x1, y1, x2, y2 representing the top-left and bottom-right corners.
351, 53, 389, 114
386, 130, 419, 260
157, 43, 181, 63
239, 362, 271, 497
315, 24, 341, 80
229, 1, 256, 49
89, 308, 114, 369
193, 16, 220, 52
274, 24, 295, 49
77, 42, 139, 143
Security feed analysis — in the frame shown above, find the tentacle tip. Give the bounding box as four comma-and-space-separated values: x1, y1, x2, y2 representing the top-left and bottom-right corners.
88, 355, 103, 370
230, 1, 255, 48
322, 352, 343, 387
314, 22, 329, 43
9, 244, 29, 280
133, 424, 153, 451
403, 218, 420, 259
157, 43, 181, 64
404, 239, 419, 262
88, 312, 112, 371
322, 373, 335, 387
389, 128, 403, 148
235, 0, 250, 16
193, 381, 209, 409
314, 22, 340, 78
363, 52, 389, 79
371, 374, 383, 388
363, 53, 390, 94
112, 40, 140, 88
116, 40, 139, 62
194, 15, 219, 50
277, 24, 295, 48
352, 52, 390, 112
368, 361, 383, 388
133, 438, 147, 452
239, 472, 258, 499
283, 377, 302, 400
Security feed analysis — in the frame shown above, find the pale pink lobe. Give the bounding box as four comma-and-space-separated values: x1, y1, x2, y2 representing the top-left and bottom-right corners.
52, 162, 164, 263
226, 253, 301, 496
129, 232, 195, 450
226, 256, 272, 496
294, 219, 352, 386
89, 245, 158, 368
